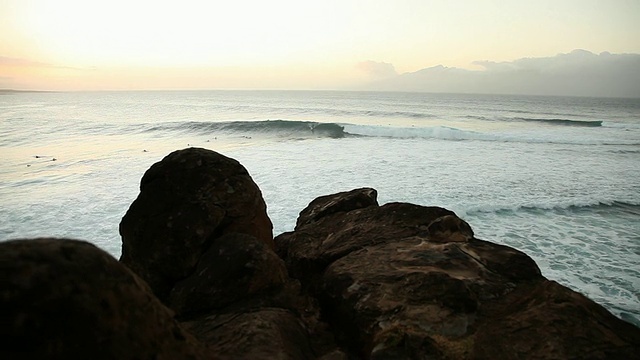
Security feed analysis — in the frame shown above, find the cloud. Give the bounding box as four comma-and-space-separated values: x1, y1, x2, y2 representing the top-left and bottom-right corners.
356, 60, 398, 79
0, 56, 52, 67
471, 60, 516, 72
473, 49, 620, 74
0, 56, 91, 71
364, 50, 640, 98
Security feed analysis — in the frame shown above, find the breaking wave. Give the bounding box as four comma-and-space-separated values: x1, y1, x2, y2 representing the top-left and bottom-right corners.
466, 115, 603, 127
140, 120, 495, 142
513, 117, 603, 127
142, 120, 348, 138
136, 119, 638, 145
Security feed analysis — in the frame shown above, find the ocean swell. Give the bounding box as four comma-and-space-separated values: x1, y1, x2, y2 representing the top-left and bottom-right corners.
512, 117, 603, 127
134, 119, 637, 146
141, 120, 347, 139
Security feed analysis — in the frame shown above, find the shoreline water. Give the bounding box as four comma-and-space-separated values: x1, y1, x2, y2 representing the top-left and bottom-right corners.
1, 90, 638, 326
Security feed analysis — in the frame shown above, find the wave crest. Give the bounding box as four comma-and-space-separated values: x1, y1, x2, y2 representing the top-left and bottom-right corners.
143, 120, 347, 139
513, 117, 603, 127
137, 119, 638, 146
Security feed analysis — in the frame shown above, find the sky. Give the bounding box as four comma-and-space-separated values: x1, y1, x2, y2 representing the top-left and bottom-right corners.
1, 0, 639, 95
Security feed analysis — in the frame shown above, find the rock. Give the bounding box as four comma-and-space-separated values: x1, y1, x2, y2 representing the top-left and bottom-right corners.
276, 201, 458, 288
473, 280, 640, 359
163, 231, 337, 356
120, 147, 273, 300
168, 233, 289, 317
427, 214, 474, 243
183, 308, 317, 359
296, 187, 378, 229
119, 148, 340, 359
276, 189, 640, 359
0, 238, 209, 360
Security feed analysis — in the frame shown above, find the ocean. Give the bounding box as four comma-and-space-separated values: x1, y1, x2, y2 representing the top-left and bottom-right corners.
1, 90, 639, 327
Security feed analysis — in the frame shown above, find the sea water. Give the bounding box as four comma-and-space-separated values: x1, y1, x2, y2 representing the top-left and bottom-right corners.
1, 90, 639, 327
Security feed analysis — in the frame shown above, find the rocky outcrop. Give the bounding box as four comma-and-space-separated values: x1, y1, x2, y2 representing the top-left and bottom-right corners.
276, 188, 640, 359
4, 148, 639, 359
168, 232, 288, 316
120, 147, 274, 301
119, 148, 340, 359
0, 238, 209, 360
296, 187, 379, 228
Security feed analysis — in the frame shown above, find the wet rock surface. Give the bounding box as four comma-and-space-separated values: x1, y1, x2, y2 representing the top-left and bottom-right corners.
3, 148, 639, 359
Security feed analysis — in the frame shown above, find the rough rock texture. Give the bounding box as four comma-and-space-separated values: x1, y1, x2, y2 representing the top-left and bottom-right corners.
120, 147, 274, 301
0, 238, 209, 360
276, 188, 640, 359
296, 187, 378, 229
167, 231, 339, 358
119, 148, 341, 359
168, 233, 289, 317
183, 308, 317, 359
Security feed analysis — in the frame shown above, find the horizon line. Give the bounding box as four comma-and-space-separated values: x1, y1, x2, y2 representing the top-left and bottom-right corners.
2, 88, 640, 100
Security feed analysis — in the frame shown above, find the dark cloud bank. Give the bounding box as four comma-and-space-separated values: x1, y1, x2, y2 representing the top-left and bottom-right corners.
362, 50, 640, 98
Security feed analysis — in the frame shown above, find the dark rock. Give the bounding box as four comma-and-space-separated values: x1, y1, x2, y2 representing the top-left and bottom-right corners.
276, 189, 640, 359
0, 238, 209, 360
168, 233, 288, 317
276, 201, 458, 289
183, 308, 316, 359
473, 280, 640, 359
120, 147, 273, 300
119, 148, 340, 359
427, 214, 474, 243
296, 187, 378, 229
165, 231, 339, 358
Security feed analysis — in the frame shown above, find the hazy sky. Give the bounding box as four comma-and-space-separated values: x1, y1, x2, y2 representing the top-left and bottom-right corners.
1, 0, 639, 92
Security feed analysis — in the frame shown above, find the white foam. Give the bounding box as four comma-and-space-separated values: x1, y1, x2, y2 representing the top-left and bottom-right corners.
342, 123, 640, 146
2, 91, 638, 328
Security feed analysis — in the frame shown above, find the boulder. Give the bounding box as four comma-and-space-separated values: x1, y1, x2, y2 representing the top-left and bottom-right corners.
183, 308, 317, 359
276, 201, 458, 288
168, 233, 289, 317
276, 189, 640, 359
296, 187, 378, 229
0, 238, 209, 360
119, 148, 340, 358
120, 147, 273, 300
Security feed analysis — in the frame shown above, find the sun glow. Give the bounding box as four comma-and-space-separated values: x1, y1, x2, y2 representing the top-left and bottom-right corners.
1, 0, 640, 90
18, 1, 354, 68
